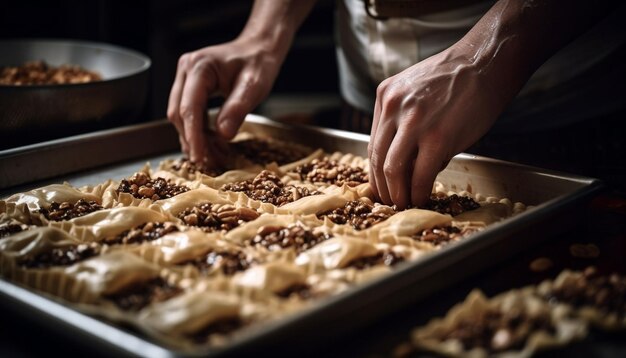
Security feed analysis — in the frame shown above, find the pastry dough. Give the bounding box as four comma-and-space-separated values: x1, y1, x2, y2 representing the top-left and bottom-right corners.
0, 131, 524, 349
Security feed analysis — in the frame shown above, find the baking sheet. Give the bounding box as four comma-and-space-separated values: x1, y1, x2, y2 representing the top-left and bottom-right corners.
0, 114, 604, 357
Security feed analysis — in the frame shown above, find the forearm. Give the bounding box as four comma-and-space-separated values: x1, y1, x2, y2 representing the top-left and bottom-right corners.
239, 0, 318, 60
453, 0, 614, 105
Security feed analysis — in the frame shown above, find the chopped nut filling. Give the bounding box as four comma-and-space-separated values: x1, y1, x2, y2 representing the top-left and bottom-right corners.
170, 158, 225, 177
19, 242, 101, 268
544, 267, 626, 316
293, 157, 368, 186
231, 138, 311, 165
178, 251, 253, 276
423, 193, 481, 216
251, 224, 331, 253
0, 223, 25, 238
441, 307, 557, 353
105, 277, 182, 311
220, 170, 320, 206
276, 284, 313, 300
411, 226, 479, 246
318, 200, 396, 230
346, 251, 404, 270
117, 172, 189, 200
178, 203, 259, 232
38, 199, 103, 221
104, 222, 178, 245
0, 60, 102, 85
190, 317, 244, 343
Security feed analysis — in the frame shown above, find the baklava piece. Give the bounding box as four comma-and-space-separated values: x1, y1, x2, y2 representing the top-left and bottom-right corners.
103, 221, 179, 246
117, 172, 190, 201
537, 267, 626, 329
105, 277, 183, 311
220, 170, 320, 206
250, 223, 332, 253
292, 157, 368, 187
38, 199, 103, 221
177, 203, 259, 232
318, 200, 396, 230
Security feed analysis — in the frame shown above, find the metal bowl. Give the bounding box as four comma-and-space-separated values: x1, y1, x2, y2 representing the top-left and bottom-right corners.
0, 39, 151, 149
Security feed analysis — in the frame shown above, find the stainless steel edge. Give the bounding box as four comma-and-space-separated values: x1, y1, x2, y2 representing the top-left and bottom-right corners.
0, 120, 179, 191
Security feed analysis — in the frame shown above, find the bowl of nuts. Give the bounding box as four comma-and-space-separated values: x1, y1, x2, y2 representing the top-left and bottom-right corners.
0, 39, 151, 149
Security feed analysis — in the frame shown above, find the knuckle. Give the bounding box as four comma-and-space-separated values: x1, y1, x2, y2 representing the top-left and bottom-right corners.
179, 104, 195, 121
383, 161, 398, 177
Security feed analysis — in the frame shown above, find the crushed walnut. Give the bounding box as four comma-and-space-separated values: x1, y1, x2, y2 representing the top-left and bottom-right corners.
542, 267, 626, 317
251, 224, 331, 253
318, 200, 396, 230
38, 199, 103, 221
231, 138, 312, 165
346, 251, 404, 270
0, 60, 102, 85
412, 226, 479, 247
423, 193, 481, 216
178, 250, 254, 276
117, 172, 190, 200
292, 157, 368, 186
105, 277, 182, 311
104, 222, 178, 245
178, 203, 259, 232
170, 158, 225, 177
220, 170, 320, 206
19, 242, 101, 269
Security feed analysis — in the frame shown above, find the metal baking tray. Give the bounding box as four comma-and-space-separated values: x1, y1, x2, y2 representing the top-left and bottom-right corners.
0, 114, 604, 357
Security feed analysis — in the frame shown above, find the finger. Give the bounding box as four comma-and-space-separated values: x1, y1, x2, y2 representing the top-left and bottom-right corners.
369, 119, 395, 205
216, 70, 266, 139
368, 97, 383, 200
410, 143, 446, 207
384, 123, 419, 209
179, 63, 218, 163
167, 57, 190, 154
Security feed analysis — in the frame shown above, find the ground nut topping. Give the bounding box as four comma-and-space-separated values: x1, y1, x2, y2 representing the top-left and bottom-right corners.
105, 277, 182, 311
293, 158, 368, 186
250, 224, 331, 253
117, 172, 190, 200
38, 199, 103, 221
441, 306, 556, 353
179, 251, 254, 276
411, 226, 479, 246
346, 251, 404, 270
170, 158, 225, 177
544, 267, 626, 316
0, 60, 102, 85
104, 222, 178, 245
177, 203, 259, 232
231, 138, 312, 165
19, 242, 101, 269
220, 170, 320, 206
318, 200, 396, 230
0, 223, 25, 238
423, 193, 481, 216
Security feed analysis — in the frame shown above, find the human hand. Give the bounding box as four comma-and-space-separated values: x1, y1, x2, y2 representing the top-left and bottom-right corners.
368, 48, 509, 209
167, 36, 283, 165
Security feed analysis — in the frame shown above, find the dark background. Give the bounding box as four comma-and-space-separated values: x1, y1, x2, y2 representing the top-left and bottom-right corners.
0, 0, 341, 121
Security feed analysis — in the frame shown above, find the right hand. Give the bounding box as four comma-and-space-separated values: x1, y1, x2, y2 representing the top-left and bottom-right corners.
167, 35, 283, 165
